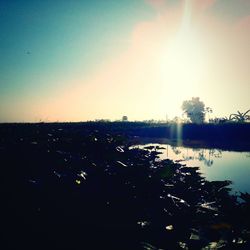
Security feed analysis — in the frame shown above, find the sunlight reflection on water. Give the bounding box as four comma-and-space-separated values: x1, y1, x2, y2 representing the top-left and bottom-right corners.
133, 143, 250, 194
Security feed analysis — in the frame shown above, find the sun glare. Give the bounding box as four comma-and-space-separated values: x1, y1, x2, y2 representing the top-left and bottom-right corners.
159, 0, 206, 106
161, 32, 205, 89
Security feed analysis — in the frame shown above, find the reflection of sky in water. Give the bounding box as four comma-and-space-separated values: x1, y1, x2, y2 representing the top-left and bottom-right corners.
134, 144, 250, 194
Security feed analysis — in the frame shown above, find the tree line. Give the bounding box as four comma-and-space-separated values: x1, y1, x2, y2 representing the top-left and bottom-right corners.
182, 97, 250, 124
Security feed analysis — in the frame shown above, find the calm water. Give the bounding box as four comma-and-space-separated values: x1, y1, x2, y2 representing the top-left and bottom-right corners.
133, 143, 250, 194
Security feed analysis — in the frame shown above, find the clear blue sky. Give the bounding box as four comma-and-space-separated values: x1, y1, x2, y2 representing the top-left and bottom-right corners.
0, 0, 152, 99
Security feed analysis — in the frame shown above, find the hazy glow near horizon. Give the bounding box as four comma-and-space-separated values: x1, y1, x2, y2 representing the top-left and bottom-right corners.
160, 1, 207, 108
0, 0, 249, 122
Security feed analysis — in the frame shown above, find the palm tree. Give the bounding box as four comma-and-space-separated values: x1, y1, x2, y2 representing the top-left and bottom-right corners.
229, 109, 250, 122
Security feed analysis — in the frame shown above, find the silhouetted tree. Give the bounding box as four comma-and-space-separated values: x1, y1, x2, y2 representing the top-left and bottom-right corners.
182, 97, 205, 124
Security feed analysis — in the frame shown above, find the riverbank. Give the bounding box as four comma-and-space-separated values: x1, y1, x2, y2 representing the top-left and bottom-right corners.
1, 122, 250, 151
1, 123, 250, 249
128, 136, 250, 152
125, 123, 250, 151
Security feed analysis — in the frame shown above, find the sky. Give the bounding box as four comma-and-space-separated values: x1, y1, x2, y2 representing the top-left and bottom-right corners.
0, 0, 249, 122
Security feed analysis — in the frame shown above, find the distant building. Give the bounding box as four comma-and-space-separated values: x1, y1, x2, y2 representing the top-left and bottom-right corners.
122, 116, 128, 122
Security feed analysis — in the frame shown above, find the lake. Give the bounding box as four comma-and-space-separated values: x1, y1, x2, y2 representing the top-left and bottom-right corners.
132, 143, 250, 194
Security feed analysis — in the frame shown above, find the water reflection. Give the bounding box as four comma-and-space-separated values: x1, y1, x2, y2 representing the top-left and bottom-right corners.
157, 145, 222, 167
133, 143, 250, 193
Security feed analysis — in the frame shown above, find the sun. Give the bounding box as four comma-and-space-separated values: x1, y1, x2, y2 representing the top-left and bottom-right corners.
160, 31, 205, 90
160, 1, 207, 93
156, 0, 208, 118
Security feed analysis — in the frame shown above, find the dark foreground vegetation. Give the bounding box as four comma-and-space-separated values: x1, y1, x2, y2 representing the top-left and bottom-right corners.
1, 123, 250, 249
